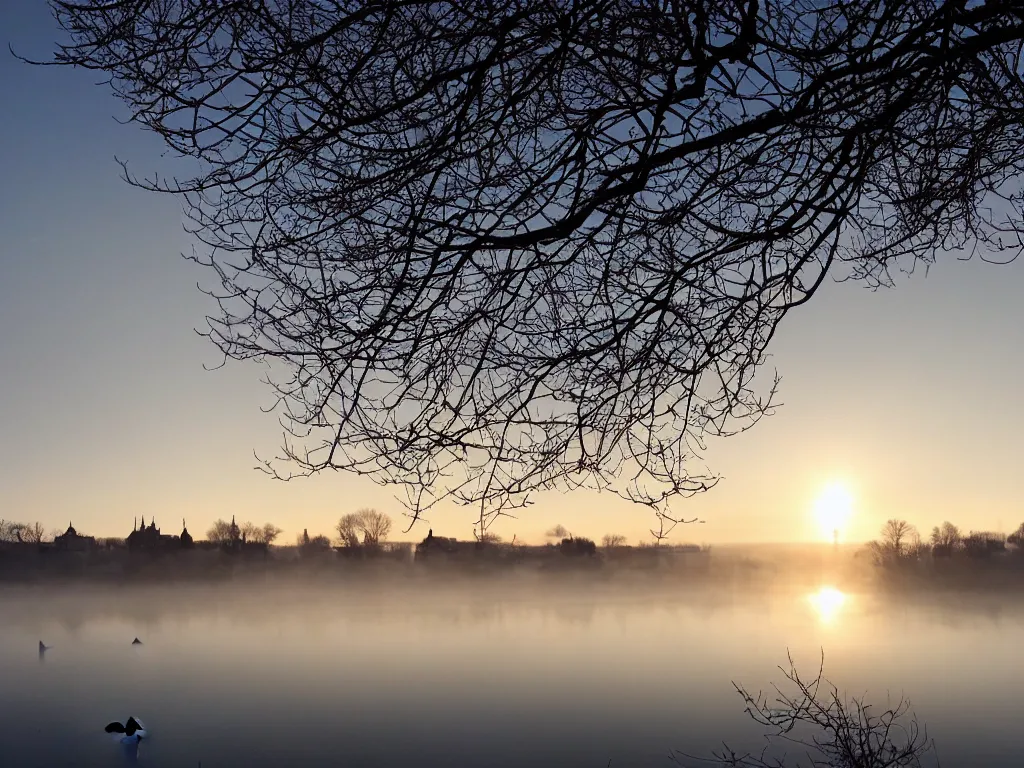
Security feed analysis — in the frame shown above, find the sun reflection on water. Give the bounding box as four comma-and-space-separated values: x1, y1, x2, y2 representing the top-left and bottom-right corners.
808, 586, 847, 625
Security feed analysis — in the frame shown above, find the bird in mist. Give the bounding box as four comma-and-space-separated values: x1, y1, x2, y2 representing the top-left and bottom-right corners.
105, 716, 147, 742
131, 637, 142, 645
38, 640, 50, 653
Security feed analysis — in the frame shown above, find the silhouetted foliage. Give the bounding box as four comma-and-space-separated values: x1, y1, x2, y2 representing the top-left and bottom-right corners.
297, 529, 332, 549
206, 518, 240, 545
963, 531, 1006, 559
246, 523, 283, 546
602, 534, 627, 548
676, 652, 936, 768
0, 521, 47, 545
207, 519, 280, 546
868, 519, 920, 565
335, 509, 392, 550
1008, 523, 1024, 547
41, 1, 1024, 532
297, 529, 332, 556
336, 515, 362, 549
559, 536, 597, 557
930, 521, 963, 553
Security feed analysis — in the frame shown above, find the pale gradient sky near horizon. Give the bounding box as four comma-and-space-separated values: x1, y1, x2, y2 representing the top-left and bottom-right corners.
3, 2, 1024, 547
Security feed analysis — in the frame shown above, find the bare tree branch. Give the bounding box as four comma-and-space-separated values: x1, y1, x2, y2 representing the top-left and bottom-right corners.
35, 1, 1024, 533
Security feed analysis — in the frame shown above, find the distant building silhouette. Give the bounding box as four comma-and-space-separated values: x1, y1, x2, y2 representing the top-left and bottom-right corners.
218, 515, 267, 557
126, 517, 193, 552
53, 522, 97, 552
414, 529, 473, 561
220, 515, 243, 553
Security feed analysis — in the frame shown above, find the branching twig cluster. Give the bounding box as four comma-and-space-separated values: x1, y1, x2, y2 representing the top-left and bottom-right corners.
675, 652, 937, 768
34, 1, 1024, 533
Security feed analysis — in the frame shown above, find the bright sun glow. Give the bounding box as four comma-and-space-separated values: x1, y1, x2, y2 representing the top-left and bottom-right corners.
808, 586, 847, 624
814, 482, 854, 542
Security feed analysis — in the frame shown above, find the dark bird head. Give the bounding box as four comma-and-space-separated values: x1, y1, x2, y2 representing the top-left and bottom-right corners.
105, 722, 126, 734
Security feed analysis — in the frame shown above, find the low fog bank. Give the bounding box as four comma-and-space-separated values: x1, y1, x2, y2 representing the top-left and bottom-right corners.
6, 538, 1024, 603
0, 579, 746, 639
0, 539, 856, 590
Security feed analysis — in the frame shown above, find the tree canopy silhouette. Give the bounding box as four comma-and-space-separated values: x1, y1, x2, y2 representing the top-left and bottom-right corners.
39, 1, 1024, 532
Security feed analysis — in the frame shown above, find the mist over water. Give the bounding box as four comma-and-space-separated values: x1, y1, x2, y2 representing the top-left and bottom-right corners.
1, 571, 1022, 768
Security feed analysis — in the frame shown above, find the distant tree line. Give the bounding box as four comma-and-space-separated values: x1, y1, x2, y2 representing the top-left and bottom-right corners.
206, 519, 283, 546
0, 520, 47, 544
867, 518, 1024, 566
3, 510, 702, 557
336, 509, 392, 550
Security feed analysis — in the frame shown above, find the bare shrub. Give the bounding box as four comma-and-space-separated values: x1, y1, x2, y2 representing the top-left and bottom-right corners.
602, 534, 627, 548
675, 652, 937, 768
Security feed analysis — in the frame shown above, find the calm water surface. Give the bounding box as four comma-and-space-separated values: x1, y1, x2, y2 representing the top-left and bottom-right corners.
0, 581, 1020, 767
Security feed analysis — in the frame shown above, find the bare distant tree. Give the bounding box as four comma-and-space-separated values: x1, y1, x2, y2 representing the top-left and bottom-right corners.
545, 525, 570, 541
867, 518, 920, 565
675, 652, 936, 768
336, 510, 392, 548
1008, 522, 1024, 547
20, 522, 45, 544
0, 520, 16, 543
602, 534, 627, 548
335, 514, 362, 549
930, 521, 963, 550
356, 510, 392, 547
206, 519, 238, 544
881, 519, 918, 558
238, 522, 259, 543
250, 523, 283, 546
0, 521, 46, 544
39, 2, 1024, 535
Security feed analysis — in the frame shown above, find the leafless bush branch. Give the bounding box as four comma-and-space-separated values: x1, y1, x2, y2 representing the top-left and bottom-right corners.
674, 651, 938, 768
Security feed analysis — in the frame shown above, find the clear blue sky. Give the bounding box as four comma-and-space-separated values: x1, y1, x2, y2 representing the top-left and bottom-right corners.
3, 1, 1024, 545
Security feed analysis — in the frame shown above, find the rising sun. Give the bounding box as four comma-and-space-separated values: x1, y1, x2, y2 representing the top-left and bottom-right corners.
814, 482, 854, 543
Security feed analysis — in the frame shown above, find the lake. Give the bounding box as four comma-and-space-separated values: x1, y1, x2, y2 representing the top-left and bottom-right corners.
0, 578, 1020, 767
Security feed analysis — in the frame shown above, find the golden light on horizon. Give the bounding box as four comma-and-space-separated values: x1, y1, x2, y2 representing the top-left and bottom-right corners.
808, 586, 847, 625
813, 482, 854, 543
